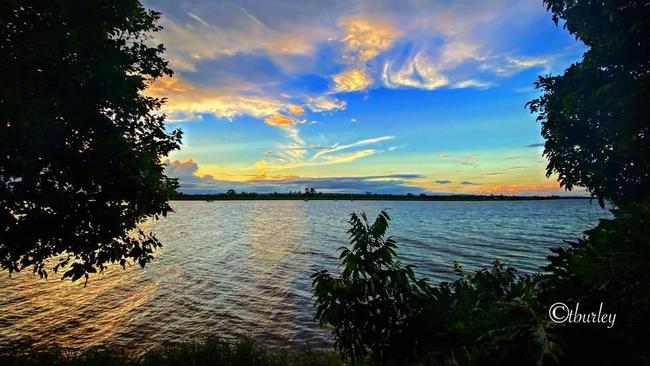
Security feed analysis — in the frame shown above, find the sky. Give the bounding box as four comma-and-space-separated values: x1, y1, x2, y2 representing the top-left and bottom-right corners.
143, 0, 587, 195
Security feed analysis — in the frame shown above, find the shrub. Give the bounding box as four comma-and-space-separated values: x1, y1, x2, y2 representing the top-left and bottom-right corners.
311, 211, 430, 364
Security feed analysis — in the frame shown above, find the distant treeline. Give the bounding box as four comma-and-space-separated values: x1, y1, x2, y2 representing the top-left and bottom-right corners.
170, 190, 587, 202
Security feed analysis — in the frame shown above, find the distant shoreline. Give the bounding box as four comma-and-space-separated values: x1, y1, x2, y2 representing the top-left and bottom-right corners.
170, 192, 590, 202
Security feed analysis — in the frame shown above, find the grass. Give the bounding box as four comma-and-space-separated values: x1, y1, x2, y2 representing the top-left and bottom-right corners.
0, 337, 346, 366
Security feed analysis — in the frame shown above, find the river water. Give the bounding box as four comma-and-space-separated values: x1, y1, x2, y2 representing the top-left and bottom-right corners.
0, 199, 609, 352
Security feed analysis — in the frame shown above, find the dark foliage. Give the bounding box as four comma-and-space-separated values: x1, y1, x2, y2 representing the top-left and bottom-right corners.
539, 199, 650, 365
527, 0, 650, 206
313, 212, 564, 365
522, 2, 650, 363
413, 263, 559, 366
0, 336, 342, 366
311, 211, 430, 364
313, 208, 650, 365
0, 1, 182, 280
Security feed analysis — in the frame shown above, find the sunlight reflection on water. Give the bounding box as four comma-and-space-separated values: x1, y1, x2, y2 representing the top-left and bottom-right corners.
0, 200, 610, 352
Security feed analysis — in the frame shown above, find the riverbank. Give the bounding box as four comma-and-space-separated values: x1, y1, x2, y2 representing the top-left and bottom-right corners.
0, 337, 344, 366
171, 192, 590, 202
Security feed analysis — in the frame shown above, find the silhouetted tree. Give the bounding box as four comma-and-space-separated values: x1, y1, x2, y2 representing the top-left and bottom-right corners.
0, 1, 181, 281
527, 0, 650, 207
527, 2, 650, 363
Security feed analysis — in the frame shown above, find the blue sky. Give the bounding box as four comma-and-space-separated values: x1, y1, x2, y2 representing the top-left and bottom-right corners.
143, 0, 587, 195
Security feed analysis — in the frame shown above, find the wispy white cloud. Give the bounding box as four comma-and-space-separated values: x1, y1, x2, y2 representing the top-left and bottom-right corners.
485, 56, 551, 76
312, 136, 395, 160
453, 79, 493, 89
438, 42, 487, 69
382, 53, 449, 90
321, 149, 376, 164
306, 96, 347, 112
254, 135, 395, 173
186, 12, 210, 28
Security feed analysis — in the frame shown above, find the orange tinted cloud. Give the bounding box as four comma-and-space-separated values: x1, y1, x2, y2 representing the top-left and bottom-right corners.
147, 76, 347, 122
286, 104, 305, 115
147, 76, 285, 120
264, 114, 297, 127
340, 17, 399, 62
332, 69, 373, 92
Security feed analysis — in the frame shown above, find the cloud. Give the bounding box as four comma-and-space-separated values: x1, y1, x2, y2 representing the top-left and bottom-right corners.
321, 149, 376, 164
143, 0, 579, 128
487, 56, 550, 76
438, 42, 486, 68
165, 158, 201, 180
165, 159, 569, 196
312, 136, 395, 160
306, 96, 347, 112
265, 114, 298, 127
147, 0, 582, 196
339, 17, 399, 63
147, 76, 286, 120
332, 69, 373, 93
148, 0, 579, 124
165, 158, 425, 194
147, 75, 346, 124
154, 7, 331, 72
286, 104, 305, 115
382, 53, 449, 90
453, 79, 493, 89
254, 135, 395, 173
525, 143, 545, 148
187, 12, 210, 28
506, 56, 548, 68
